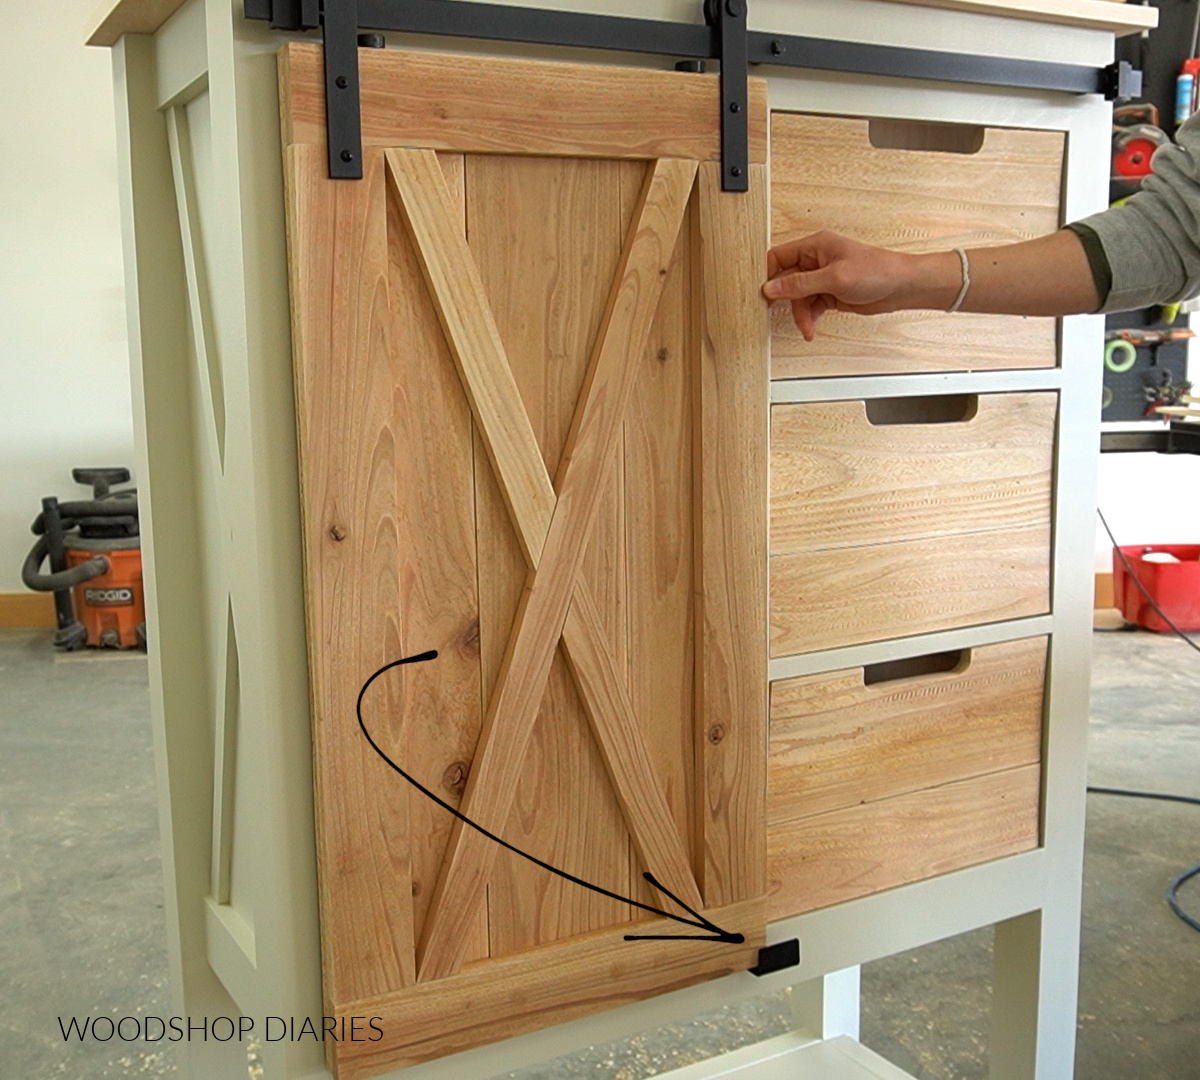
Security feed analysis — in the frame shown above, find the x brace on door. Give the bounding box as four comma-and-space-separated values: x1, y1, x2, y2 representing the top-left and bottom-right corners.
388, 151, 699, 980
246, 0, 1142, 191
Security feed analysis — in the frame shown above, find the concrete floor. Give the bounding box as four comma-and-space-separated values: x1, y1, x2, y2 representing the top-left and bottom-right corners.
1, 627, 1197, 1079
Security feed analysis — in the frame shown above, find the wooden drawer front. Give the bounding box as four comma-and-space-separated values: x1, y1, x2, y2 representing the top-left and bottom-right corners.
770, 112, 1064, 379
768, 765, 1041, 920
769, 637, 1046, 823
767, 637, 1045, 919
769, 393, 1054, 656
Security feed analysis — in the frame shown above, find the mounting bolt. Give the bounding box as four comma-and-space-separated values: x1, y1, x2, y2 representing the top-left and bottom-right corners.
729, 100, 741, 113
725, 0, 744, 16
729, 165, 742, 178
335, 75, 348, 89
771, 39, 786, 56
340, 149, 354, 163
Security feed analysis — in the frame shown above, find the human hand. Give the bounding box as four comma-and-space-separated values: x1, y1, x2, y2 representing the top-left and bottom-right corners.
762, 231, 953, 340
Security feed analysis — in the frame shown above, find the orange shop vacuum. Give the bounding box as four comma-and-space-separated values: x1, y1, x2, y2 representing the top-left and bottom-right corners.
20, 468, 145, 650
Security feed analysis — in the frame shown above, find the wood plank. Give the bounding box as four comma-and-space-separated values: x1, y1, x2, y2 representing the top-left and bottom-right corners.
416, 158, 697, 982
621, 160, 698, 915
283, 145, 416, 1003
332, 896, 766, 1080
562, 592, 704, 913
694, 163, 770, 907
768, 637, 1046, 824
766, 765, 1041, 920
282, 43, 767, 164
770, 522, 1051, 657
464, 154, 632, 957
386, 148, 556, 567
770, 393, 1057, 554
770, 114, 1063, 379
384, 152, 489, 964
0, 592, 55, 629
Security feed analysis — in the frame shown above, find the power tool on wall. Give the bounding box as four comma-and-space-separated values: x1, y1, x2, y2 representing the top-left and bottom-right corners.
20, 468, 145, 650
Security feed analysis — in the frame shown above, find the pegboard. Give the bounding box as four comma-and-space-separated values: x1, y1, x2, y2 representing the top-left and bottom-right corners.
1102, 309, 1191, 422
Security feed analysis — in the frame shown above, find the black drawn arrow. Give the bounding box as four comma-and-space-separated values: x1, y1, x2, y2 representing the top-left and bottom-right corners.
356, 650, 744, 944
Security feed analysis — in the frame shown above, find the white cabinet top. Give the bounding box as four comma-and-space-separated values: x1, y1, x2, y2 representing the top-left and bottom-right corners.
86, 0, 1157, 47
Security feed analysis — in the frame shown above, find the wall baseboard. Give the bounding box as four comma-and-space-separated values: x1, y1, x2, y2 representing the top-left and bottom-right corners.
1094, 572, 1114, 610
0, 592, 55, 629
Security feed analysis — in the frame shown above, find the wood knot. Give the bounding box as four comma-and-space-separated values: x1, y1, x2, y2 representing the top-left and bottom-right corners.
657, 347, 669, 363
708, 724, 726, 745
442, 760, 469, 797
328, 524, 346, 542
411, 880, 421, 897
461, 618, 480, 656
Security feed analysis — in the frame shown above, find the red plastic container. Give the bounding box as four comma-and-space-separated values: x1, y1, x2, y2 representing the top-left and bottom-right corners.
1112, 544, 1200, 632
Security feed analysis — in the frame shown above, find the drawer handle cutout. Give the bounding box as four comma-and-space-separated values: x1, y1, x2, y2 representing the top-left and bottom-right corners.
868, 119, 985, 155
863, 649, 969, 686
865, 394, 978, 426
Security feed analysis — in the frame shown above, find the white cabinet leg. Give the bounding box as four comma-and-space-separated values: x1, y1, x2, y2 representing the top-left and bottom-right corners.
991, 904, 1080, 1080
790, 966, 861, 1042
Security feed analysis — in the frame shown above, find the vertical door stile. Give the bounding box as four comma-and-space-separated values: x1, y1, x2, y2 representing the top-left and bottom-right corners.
694, 162, 770, 908
285, 144, 416, 1006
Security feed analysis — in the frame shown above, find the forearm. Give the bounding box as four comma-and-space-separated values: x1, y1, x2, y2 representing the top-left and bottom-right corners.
896, 228, 1100, 317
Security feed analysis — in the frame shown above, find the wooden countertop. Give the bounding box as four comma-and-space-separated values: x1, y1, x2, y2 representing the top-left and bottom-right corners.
86, 0, 1157, 49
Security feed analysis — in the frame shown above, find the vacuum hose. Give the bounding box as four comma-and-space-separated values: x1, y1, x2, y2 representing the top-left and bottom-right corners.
31, 497, 138, 535
21, 536, 109, 592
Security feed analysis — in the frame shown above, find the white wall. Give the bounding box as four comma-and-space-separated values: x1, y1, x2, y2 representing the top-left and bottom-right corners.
0, 1, 134, 592
1095, 452, 1200, 571
1095, 337, 1200, 574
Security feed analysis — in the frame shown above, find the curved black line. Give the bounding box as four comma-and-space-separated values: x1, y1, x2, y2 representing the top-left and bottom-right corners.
356, 651, 743, 944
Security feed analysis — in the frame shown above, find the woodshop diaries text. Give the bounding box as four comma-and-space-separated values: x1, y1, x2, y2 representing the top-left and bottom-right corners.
57, 1015, 384, 1042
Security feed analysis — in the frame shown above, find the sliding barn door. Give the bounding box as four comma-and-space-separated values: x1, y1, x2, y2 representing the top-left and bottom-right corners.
280, 43, 768, 1080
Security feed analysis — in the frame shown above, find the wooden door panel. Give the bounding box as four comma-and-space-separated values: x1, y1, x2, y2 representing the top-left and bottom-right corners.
282, 45, 768, 1078
409, 155, 700, 983
468, 154, 635, 955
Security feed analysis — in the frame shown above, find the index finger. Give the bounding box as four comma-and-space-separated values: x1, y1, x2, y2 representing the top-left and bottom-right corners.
766, 236, 815, 279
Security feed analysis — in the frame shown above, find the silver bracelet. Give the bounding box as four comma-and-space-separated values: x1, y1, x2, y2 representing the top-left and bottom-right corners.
947, 247, 970, 313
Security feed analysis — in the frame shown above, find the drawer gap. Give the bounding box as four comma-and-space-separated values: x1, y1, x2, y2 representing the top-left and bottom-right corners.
864, 394, 978, 425
868, 118, 985, 155
862, 648, 969, 686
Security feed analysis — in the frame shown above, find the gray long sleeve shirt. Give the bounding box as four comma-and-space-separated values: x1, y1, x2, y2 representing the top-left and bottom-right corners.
1070, 111, 1200, 313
